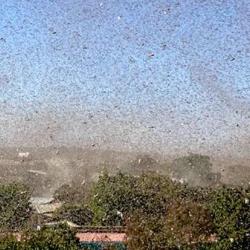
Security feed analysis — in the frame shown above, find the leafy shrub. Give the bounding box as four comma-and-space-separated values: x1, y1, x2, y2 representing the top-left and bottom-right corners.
0, 235, 22, 250
165, 201, 214, 246
53, 184, 85, 204
126, 201, 215, 250
0, 183, 31, 231
54, 203, 93, 226
24, 223, 80, 250
209, 186, 250, 249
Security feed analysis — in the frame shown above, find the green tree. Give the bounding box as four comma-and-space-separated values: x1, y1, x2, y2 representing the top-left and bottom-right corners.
53, 203, 93, 226
171, 154, 221, 187
24, 223, 80, 250
126, 201, 215, 250
0, 183, 32, 231
209, 186, 250, 249
178, 185, 212, 204
0, 235, 22, 250
89, 171, 178, 226
53, 184, 85, 204
0, 225, 80, 250
165, 201, 214, 247
128, 155, 160, 175
126, 212, 168, 250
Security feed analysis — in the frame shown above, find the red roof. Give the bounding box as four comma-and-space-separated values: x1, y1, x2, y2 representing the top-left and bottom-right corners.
76, 232, 127, 242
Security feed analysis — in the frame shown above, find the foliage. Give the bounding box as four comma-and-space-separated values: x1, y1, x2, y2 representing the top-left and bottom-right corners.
53, 203, 93, 226
126, 212, 168, 250
208, 186, 250, 249
1, 169, 249, 249
126, 201, 215, 250
0, 183, 32, 231
0, 235, 22, 250
53, 184, 85, 204
128, 155, 160, 175
0, 224, 80, 250
165, 201, 214, 246
89, 171, 178, 226
178, 185, 212, 204
171, 154, 221, 187
23, 223, 80, 250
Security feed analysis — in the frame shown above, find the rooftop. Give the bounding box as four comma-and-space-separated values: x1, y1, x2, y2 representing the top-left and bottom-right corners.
76, 232, 127, 243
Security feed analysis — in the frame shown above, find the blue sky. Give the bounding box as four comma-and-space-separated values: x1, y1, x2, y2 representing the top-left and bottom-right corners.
0, 0, 250, 160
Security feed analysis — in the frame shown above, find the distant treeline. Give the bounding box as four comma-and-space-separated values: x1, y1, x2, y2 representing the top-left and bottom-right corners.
1, 153, 249, 198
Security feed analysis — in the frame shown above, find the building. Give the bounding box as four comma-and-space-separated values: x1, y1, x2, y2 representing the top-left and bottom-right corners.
77, 227, 127, 250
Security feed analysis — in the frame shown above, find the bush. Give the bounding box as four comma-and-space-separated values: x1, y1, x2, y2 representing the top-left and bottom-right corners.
209, 186, 250, 249
23, 223, 80, 250
53, 184, 85, 204
54, 203, 93, 226
0, 183, 31, 231
126, 212, 168, 250
0, 235, 22, 250
126, 201, 215, 250
165, 201, 214, 246
0, 224, 80, 250
171, 154, 221, 187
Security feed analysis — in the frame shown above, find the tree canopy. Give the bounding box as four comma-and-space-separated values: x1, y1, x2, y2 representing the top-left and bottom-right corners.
170, 154, 221, 187
89, 171, 178, 226
208, 186, 250, 249
53, 203, 93, 226
0, 183, 32, 231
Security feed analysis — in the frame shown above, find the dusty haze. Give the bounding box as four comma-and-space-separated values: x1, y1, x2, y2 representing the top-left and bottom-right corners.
0, 147, 249, 196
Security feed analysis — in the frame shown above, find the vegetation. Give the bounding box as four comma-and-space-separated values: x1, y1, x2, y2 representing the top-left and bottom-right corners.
170, 154, 221, 186
0, 224, 80, 250
0, 235, 22, 250
126, 212, 168, 250
126, 183, 249, 249
24, 223, 80, 250
128, 155, 161, 175
208, 186, 250, 249
53, 203, 93, 226
89, 170, 178, 226
165, 201, 214, 246
53, 184, 85, 204
126, 202, 214, 249
0, 183, 32, 231
0, 154, 249, 249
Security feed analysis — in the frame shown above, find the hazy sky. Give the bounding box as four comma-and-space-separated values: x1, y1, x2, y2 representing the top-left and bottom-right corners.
0, 0, 250, 159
